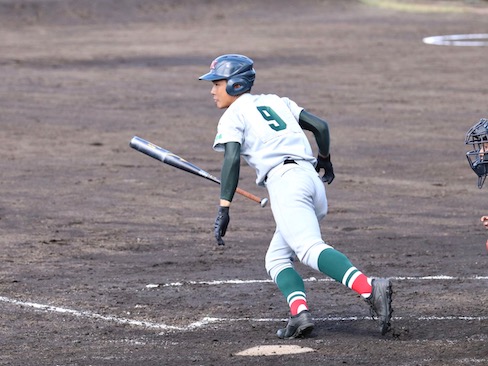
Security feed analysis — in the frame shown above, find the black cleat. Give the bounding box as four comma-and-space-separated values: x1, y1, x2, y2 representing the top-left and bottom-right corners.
366, 278, 393, 335
276, 310, 314, 339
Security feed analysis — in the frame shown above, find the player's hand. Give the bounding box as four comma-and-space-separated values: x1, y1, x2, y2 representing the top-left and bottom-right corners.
316, 154, 335, 184
214, 206, 230, 245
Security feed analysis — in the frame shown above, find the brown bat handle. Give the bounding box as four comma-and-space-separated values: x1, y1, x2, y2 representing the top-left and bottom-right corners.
235, 187, 269, 207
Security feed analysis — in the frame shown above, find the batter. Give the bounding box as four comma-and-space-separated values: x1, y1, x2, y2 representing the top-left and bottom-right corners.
199, 54, 393, 338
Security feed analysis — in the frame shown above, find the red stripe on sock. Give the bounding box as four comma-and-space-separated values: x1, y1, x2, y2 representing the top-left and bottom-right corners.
290, 298, 308, 316
351, 274, 372, 296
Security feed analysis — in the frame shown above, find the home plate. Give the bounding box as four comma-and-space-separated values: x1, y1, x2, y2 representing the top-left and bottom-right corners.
235, 345, 315, 356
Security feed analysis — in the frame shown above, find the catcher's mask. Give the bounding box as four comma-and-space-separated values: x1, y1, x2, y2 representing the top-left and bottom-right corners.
465, 118, 488, 188
199, 54, 255, 96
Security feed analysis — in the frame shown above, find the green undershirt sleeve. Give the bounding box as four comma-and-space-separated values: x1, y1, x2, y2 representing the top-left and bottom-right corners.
220, 142, 241, 202
298, 109, 330, 157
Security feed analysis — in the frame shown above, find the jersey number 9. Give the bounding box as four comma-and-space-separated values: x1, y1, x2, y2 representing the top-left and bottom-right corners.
257, 106, 287, 132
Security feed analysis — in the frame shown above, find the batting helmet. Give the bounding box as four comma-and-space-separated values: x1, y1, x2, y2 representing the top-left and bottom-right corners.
199, 54, 255, 96
465, 118, 488, 188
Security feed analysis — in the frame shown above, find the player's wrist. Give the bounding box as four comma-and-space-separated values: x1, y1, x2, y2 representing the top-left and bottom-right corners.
220, 199, 231, 207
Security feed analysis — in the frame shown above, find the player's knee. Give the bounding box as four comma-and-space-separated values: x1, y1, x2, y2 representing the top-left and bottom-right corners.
265, 260, 294, 282
300, 241, 333, 270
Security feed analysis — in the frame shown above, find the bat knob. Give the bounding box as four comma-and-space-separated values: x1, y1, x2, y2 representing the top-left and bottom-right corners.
260, 198, 269, 208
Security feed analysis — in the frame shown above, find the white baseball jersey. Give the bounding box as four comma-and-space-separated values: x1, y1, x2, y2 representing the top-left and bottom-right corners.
213, 93, 316, 186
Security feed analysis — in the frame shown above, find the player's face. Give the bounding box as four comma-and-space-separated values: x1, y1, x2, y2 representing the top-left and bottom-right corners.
480, 143, 488, 160
211, 80, 238, 109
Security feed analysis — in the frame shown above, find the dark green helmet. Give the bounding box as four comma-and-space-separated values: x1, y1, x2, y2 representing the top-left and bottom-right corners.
199, 54, 255, 96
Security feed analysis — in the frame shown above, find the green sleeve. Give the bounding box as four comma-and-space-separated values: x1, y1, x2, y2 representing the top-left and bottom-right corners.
220, 142, 241, 202
298, 109, 330, 157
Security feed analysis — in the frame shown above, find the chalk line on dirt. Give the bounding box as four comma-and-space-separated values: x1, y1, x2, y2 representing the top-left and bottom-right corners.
145, 275, 488, 288
423, 34, 488, 47
361, 0, 486, 14
0, 294, 486, 333
1, 273, 487, 335
0, 295, 220, 331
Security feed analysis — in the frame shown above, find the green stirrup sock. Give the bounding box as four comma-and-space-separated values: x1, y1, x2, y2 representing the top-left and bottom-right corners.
317, 248, 355, 283
275, 267, 308, 316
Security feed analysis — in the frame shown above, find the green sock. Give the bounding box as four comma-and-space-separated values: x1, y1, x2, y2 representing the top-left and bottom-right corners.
318, 248, 372, 296
275, 267, 308, 315
317, 248, 355, 283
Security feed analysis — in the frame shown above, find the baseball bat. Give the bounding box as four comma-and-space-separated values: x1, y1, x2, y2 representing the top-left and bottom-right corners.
129, 136, 268, 207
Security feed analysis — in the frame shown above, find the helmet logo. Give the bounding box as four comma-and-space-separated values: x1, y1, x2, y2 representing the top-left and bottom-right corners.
210, 59, 217, 70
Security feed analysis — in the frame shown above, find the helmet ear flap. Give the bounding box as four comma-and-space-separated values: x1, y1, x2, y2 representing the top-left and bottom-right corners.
226, 77, 250, 96
226, 69, 255, 96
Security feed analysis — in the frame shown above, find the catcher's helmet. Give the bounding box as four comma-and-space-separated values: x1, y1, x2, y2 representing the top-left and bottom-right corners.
465, 118, 488, 188
199, 54, 255, 96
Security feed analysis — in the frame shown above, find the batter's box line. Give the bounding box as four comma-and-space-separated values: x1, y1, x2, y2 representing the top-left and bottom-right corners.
0, 295, 219, 332
145, 275, 488, 289
157, 315, 488, 335
1, 295, 487, 335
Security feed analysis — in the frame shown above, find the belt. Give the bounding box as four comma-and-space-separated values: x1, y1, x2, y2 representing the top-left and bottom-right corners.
283, 159, 297, 165
265, 159, 297, 182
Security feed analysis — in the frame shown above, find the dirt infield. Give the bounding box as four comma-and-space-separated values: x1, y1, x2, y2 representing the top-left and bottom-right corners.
1, 1, 487, 365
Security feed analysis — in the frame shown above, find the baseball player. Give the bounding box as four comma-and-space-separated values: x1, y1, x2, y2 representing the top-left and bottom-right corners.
465, 118, 488, 229
199, 54, 393, 338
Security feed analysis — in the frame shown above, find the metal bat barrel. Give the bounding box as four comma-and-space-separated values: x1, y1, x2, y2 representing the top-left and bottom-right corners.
129, 136, 268, 207
130, 136, 220, 183
130, 136, 171, 161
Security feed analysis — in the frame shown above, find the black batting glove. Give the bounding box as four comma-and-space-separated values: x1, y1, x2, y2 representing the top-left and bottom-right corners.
316, 154, 335, 184
214, 206, 230, 246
